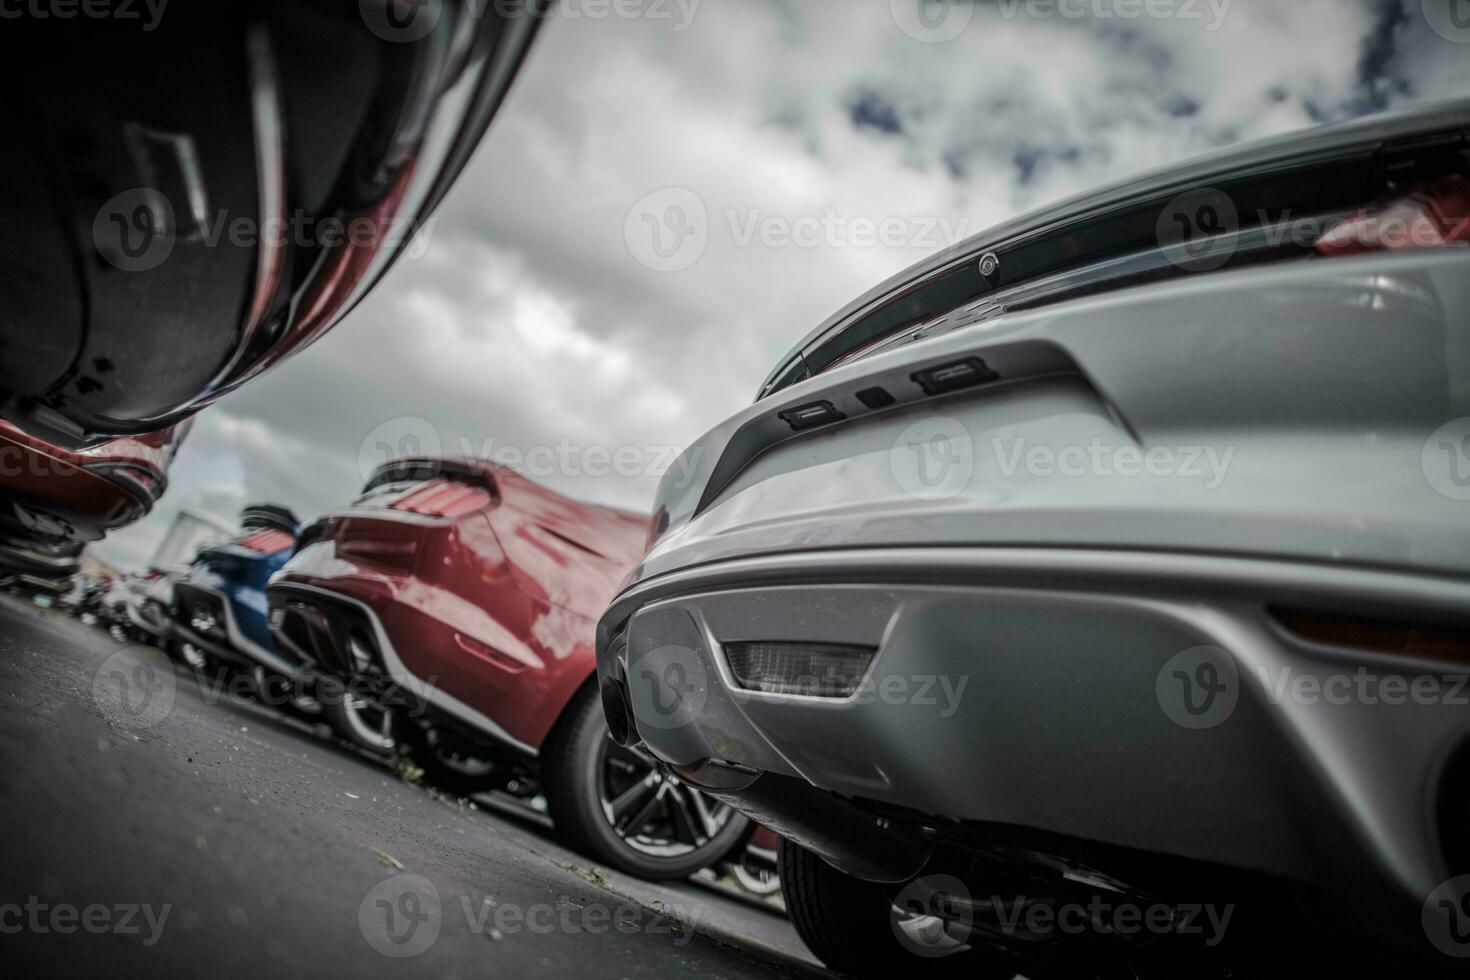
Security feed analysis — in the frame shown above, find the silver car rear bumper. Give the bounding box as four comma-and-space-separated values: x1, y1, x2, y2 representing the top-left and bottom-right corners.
598, 545, 1470, 951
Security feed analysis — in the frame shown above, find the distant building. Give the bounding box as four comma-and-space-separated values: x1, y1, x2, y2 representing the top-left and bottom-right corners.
147, 509, 237, 573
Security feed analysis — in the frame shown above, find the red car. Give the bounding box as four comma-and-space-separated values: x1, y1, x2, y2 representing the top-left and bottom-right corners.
267, 458, 751, 880
0, 420, 188, 590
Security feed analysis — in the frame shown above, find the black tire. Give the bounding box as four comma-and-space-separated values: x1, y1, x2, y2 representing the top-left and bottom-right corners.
393, 716, 506, 797
541, 685, 749, 881
779, 837, 1014, 979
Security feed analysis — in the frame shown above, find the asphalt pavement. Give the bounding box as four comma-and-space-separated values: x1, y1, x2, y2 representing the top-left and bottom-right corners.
0, 593, 826, 979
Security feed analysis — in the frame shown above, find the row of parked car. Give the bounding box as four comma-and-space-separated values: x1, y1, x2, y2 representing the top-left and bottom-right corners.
67, 471, 779, 894
1, 5, 1468, 975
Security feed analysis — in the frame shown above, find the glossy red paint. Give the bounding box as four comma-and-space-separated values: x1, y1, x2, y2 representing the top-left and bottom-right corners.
271, 459, 649, 751
0, 420, 187, 543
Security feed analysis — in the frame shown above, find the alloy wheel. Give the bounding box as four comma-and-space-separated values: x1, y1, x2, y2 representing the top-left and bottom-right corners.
597, 739, 734, 858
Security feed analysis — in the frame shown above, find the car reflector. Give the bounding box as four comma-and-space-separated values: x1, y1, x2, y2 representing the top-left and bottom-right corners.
724, 641, 877, 698
911, 356, 999, 396
778, 400, 846, 432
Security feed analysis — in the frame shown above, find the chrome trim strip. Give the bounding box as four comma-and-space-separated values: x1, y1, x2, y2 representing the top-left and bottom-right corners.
270, 581, 538, 757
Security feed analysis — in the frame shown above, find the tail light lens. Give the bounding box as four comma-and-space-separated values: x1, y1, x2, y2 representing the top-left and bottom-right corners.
1271, 607, 1470, 665
724, 641, 878, 698
391, 479, 494, 518
1317, 175, 1470, 256
235, 528, 295, 554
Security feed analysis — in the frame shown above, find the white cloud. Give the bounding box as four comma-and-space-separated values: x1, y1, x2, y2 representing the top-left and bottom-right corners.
99, 0, 1470, 568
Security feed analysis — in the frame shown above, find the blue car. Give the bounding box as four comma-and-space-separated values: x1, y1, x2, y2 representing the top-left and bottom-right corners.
172, 505, 305, 697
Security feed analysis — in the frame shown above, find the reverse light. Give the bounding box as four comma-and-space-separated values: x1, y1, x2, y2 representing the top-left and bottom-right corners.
778, 400, 846, 432
911, 357, 999, 396
724, 641, 877, 698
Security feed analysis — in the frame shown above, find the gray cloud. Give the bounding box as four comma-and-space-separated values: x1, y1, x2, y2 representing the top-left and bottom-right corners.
97, 0, 1470, 569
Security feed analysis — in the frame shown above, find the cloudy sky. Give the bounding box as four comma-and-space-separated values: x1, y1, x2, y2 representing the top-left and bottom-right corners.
97, 0, 1470, 569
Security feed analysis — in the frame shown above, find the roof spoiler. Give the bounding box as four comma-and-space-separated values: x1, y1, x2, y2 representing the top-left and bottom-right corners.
362, 457, 501, 502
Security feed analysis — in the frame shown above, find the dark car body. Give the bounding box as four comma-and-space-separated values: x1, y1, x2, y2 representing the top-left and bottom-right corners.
0, 1, 543, 447
0, 421, 188, 589
598, 99, 1470, 973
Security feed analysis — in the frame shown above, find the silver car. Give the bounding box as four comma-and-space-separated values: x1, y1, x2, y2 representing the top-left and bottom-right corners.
598, 98, 1470, 977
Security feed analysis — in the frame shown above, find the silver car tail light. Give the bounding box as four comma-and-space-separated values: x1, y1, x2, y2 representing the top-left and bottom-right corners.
723, 641, 877, 698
